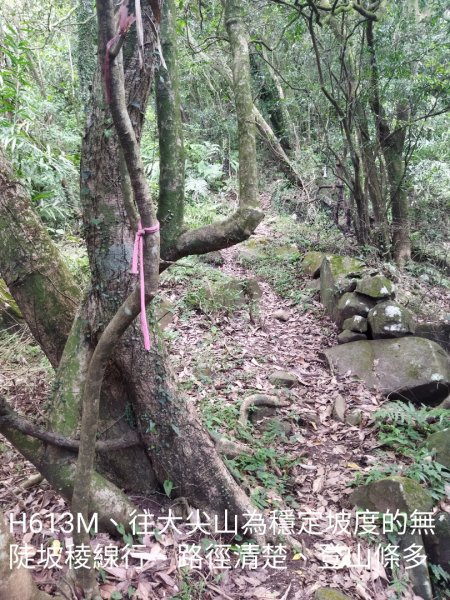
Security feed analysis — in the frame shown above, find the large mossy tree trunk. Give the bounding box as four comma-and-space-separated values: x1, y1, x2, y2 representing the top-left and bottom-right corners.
0, 0, 265, 543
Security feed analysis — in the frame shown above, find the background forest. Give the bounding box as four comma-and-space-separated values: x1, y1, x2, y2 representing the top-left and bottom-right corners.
0, 1, 449, 600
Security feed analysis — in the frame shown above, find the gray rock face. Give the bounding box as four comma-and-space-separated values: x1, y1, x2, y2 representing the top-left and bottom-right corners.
352, 476, 435, 600
355, 275, 395, 299
323, 337, 450, 404
342, 315, 368, 333
320, 255, 365, 322
332, 395, 346, 422
425, 428, 450, 469
368, 300, 415, 339
269, 370, 298, 388
424, 512, 450, 574
336, 292, 375, 327
337, 330, 367, 344
416, 321, 450, 354
350, 476, 433, 514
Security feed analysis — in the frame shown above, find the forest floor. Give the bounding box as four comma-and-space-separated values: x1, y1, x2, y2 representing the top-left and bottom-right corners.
1, 202, 449, 600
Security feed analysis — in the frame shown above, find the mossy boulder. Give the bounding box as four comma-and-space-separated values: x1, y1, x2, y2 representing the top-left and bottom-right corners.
314, 589, 352, 600
355, 275, 395, 299
236, 236, 270, 261
368, 301, 415, 339
320, 255, 365, 322
337, 330, 367, 344
187, 277, 262, 313
425, 428, 450, 470
237, 237, 299, 263
300, 251, 326, 278
323, 337, 450, 404
342, 315, 368, 333
336, 292, 375, 327
350, 476, 433, 514
424, 512, 450, 574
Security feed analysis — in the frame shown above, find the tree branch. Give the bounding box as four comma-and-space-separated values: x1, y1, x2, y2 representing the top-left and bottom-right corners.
0, 396, 141, 452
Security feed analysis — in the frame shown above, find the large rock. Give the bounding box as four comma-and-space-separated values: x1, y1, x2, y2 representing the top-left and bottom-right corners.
355, 275, 395, 300
269, 370, 298, 388
352, 476, 435, 600
424, 512, 450, 574
320, 255, 365, 322
237, 237, 299, 263
350, 476, 433, 514
425, 428, 450, 470
336, 292, 375, 327
300, 251, 325, 278
416, 321, 450, 354
337, 330, 367, 344
342, 315, 368, 333
368, 301, 415, 339
323, 337, 450, 404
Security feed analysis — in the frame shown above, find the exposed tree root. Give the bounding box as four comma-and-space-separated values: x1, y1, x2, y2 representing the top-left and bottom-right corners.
208, 428, 254, 458
239, 394, 291, 426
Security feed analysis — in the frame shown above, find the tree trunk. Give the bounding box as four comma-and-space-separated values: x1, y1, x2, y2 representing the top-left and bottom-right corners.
0, 147, 80, 368
156, 0, 185, 255
366, 18, 411, 266
385, 137, 411, 267
251, 52, 292, 152
0, 0, 266, 561
223, 0, 258, 207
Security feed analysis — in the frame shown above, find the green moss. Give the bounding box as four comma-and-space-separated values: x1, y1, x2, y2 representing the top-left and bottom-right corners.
328, 254, 364, 278
48, 316, 87, 436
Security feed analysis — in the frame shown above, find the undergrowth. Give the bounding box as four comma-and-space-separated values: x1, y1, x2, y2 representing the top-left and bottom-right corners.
353, 401, 450, 501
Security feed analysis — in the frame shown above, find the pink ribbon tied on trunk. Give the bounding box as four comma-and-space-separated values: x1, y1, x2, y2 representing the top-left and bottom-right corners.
131, 220, 160, 351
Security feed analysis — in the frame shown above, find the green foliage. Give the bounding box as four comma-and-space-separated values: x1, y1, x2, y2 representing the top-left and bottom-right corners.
163, 479, 174, 498
0, 21, 80, 232
354, 402, 450, 500
375, 401, 450, 452
429, 563, 450, 600
172, 570, 206, 600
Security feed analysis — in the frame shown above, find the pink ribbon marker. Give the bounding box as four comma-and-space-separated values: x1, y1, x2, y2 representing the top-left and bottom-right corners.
131, 220, 160, 351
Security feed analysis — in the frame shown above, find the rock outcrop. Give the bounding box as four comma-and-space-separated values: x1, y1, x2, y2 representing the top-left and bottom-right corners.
324, 337, 450, 404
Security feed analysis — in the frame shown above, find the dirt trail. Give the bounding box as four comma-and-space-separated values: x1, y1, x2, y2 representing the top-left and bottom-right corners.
162, 222, 396, 599
0, 220, 410, 599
